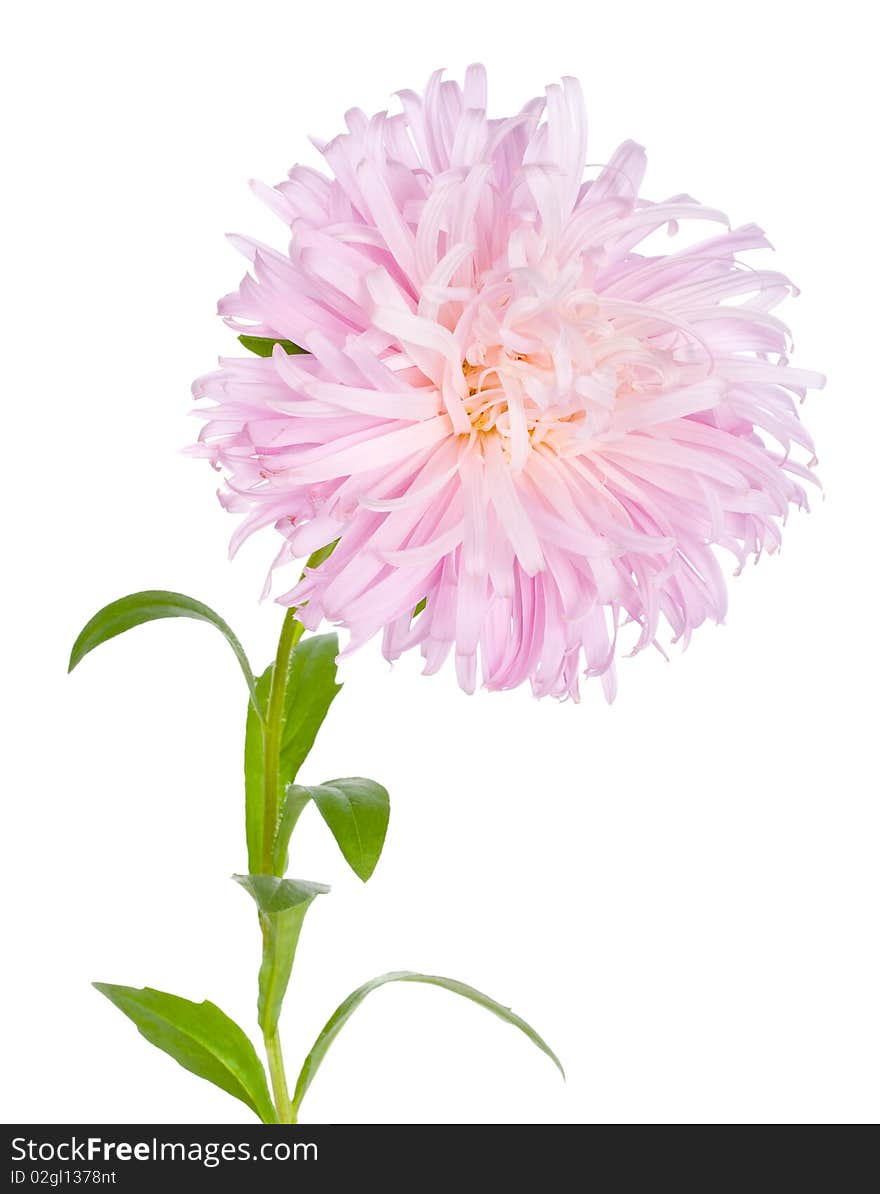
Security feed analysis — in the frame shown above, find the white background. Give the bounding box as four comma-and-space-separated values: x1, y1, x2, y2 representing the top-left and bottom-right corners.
2, 0, 877, 1126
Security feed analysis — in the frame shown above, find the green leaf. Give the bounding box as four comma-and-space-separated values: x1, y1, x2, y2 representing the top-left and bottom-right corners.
239, 334, 305, 357
69, 590, 260, 713
291, 971, 564, 1117
272, 786, 312, 875
234, 875, 329, 1036
282, 779, 389, 882
303, 540, 339, 571
412, 596, 427, 619
233, 873, 330, 913
279, 633, 342, 785
93, 983, 277, 1123
244, 635, 341, 874
244, 664, 273, 873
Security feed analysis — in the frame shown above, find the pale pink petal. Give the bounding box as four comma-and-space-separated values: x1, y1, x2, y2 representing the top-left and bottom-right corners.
193, 66, 823, 701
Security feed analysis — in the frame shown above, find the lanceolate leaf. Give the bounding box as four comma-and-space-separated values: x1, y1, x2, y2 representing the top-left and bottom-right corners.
291, 971, 564, 1116
234, 876, 330, 1037
93, 983, 276, 1124
282, 779, 390, 882
257, 904, 309, 1040
272, 786, 312, 875
303, 540, 339, 571
69, 591, 260, 712
244, 636, 342, 874
244, 665, 274, 873
278, 634, 342, 785
233, 874, 330, 913
239, 334, 305, 357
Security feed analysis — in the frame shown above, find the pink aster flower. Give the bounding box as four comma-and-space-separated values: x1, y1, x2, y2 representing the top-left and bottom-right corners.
192, 65, 823, 700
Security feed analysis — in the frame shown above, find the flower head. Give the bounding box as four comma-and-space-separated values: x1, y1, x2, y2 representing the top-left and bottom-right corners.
192, 66, 823, 700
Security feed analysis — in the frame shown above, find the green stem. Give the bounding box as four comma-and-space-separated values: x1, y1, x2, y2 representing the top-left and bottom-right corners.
261, 607, 303, 875
259, 607, 304, 1124
264, 1027, 295, 1124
